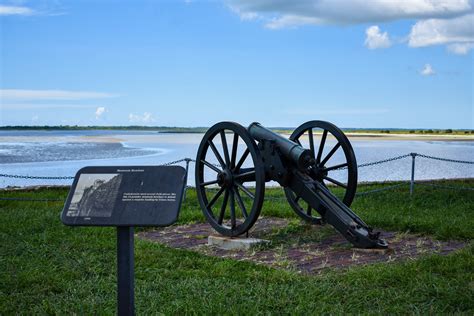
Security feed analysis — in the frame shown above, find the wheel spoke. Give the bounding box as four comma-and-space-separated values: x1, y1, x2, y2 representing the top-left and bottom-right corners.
316, 130, 328, 164
324, 176, 347, 189
206, 186, 225, 209
306, 204, 312, 216
220, 131, 231, 166
294, 195, 301, 203
323, 162, 348, 172
208, 139, 226, 169
217, 189, 229, 224
234, 169, 255, 182
234, 148, 250, 172
308, 128, 315, 158
233, 187, 248, 218
320, 142, 341, 166
201, 160, 221, 173
230, 133, 239, 169
230, 190, 236, 228
200, 179, 219, 187
235, 182, 255, 199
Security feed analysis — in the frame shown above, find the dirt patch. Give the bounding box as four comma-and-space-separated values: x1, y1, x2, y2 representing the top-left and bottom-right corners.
139, 217, 466, 274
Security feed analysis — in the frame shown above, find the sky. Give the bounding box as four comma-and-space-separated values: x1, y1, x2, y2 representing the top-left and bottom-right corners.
0, 0, 473, 129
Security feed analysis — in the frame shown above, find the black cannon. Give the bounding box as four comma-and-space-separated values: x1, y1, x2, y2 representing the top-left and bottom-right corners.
195, 121, 387, 249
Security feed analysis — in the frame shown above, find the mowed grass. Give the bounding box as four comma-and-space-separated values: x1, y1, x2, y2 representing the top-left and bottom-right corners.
0, 181, 473, 314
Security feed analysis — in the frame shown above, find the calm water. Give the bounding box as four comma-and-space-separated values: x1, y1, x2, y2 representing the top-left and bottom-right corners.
0, 130, 472, 188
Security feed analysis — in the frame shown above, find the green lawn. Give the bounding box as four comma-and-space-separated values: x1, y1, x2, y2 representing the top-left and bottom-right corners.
1, 181, 473, 314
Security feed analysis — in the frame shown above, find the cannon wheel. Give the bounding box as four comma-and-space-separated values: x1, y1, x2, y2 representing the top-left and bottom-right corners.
284, 120, 358, 224
195, 122, 265, 237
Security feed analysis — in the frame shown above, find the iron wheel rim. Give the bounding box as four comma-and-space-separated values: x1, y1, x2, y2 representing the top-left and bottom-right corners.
284, 120, 358, 223
195, 121, 265, 237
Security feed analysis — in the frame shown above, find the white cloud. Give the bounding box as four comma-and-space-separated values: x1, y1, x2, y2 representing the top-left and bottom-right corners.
265, 15, 322, 29
0, 89, 119, 101
365, 26, 392, 49
420, 63, 436, 75
128, 112, 156, 124
229, 0, 474, 55
229, 0, 472, 27
31, 115, 39, 122
228, 5, 260, 21
447, 42, 474, 54
0, 5, 34, 16
95, 107, 106, 119
239, 11, 259, 21
408, 14, 474, 47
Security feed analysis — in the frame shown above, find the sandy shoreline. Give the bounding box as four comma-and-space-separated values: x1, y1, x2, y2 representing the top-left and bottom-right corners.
0, 132, 472, 144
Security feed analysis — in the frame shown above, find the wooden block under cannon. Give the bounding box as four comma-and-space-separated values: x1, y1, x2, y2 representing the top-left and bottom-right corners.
208, 235, 270, 250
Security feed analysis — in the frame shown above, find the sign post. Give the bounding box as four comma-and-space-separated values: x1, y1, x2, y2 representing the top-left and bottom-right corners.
117, 226, 135, 316
61, 166, 187, 315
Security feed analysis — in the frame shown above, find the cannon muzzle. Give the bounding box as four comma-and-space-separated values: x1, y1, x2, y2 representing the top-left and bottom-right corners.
248, 122, 313, 171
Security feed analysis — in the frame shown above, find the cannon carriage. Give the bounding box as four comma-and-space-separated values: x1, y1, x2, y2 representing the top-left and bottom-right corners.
195, 121, 387, 249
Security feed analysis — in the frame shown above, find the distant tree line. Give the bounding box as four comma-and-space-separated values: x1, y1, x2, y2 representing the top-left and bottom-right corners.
0, 125, 472, 135
379, 129, 473, 135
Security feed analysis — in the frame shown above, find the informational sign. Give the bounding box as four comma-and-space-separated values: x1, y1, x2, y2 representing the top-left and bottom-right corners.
61, 165, 186, 227
61, 165, 187, 315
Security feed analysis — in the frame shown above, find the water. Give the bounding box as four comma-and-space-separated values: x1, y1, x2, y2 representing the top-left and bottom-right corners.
0, 130, 472, 188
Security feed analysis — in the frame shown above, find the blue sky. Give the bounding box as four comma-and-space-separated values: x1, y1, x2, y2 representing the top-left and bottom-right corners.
0, 0, 473, 128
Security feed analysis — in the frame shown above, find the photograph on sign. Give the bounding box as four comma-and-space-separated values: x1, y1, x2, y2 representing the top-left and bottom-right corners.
67, 173, 122, 218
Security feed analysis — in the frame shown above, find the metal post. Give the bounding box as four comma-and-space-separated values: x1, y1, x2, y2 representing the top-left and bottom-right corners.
182, 158, 192, 201
117, 226, 135, 316
410, 153, 416, 196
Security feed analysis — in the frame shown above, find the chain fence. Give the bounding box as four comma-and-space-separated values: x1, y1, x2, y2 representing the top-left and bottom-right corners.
0, 152, 473, 203
416, 153, 474, 165
0, 174, 75, 180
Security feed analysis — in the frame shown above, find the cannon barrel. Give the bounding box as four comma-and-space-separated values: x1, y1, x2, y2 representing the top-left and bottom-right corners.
248, 122, 313, 171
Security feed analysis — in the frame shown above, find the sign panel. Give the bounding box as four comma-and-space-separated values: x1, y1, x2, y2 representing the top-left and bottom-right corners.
61, 166, 186, 226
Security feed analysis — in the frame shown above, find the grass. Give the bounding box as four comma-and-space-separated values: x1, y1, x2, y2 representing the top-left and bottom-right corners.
1, 181, 473, 314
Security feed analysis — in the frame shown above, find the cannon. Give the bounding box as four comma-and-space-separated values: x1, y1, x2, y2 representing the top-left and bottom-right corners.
195, 121, 387, 249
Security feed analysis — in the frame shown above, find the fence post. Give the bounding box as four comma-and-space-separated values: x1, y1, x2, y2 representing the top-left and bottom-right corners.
410, 153, 417, 196
182, 158, 192, 201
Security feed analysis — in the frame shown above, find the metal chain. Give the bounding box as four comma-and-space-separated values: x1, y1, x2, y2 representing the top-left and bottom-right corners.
0, 157, 195, 180
334, 154, 411, 170
416, 153, 474, 164
357, 154, 412, 168
0, 174, 75, 180
158, 158, 192, 166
